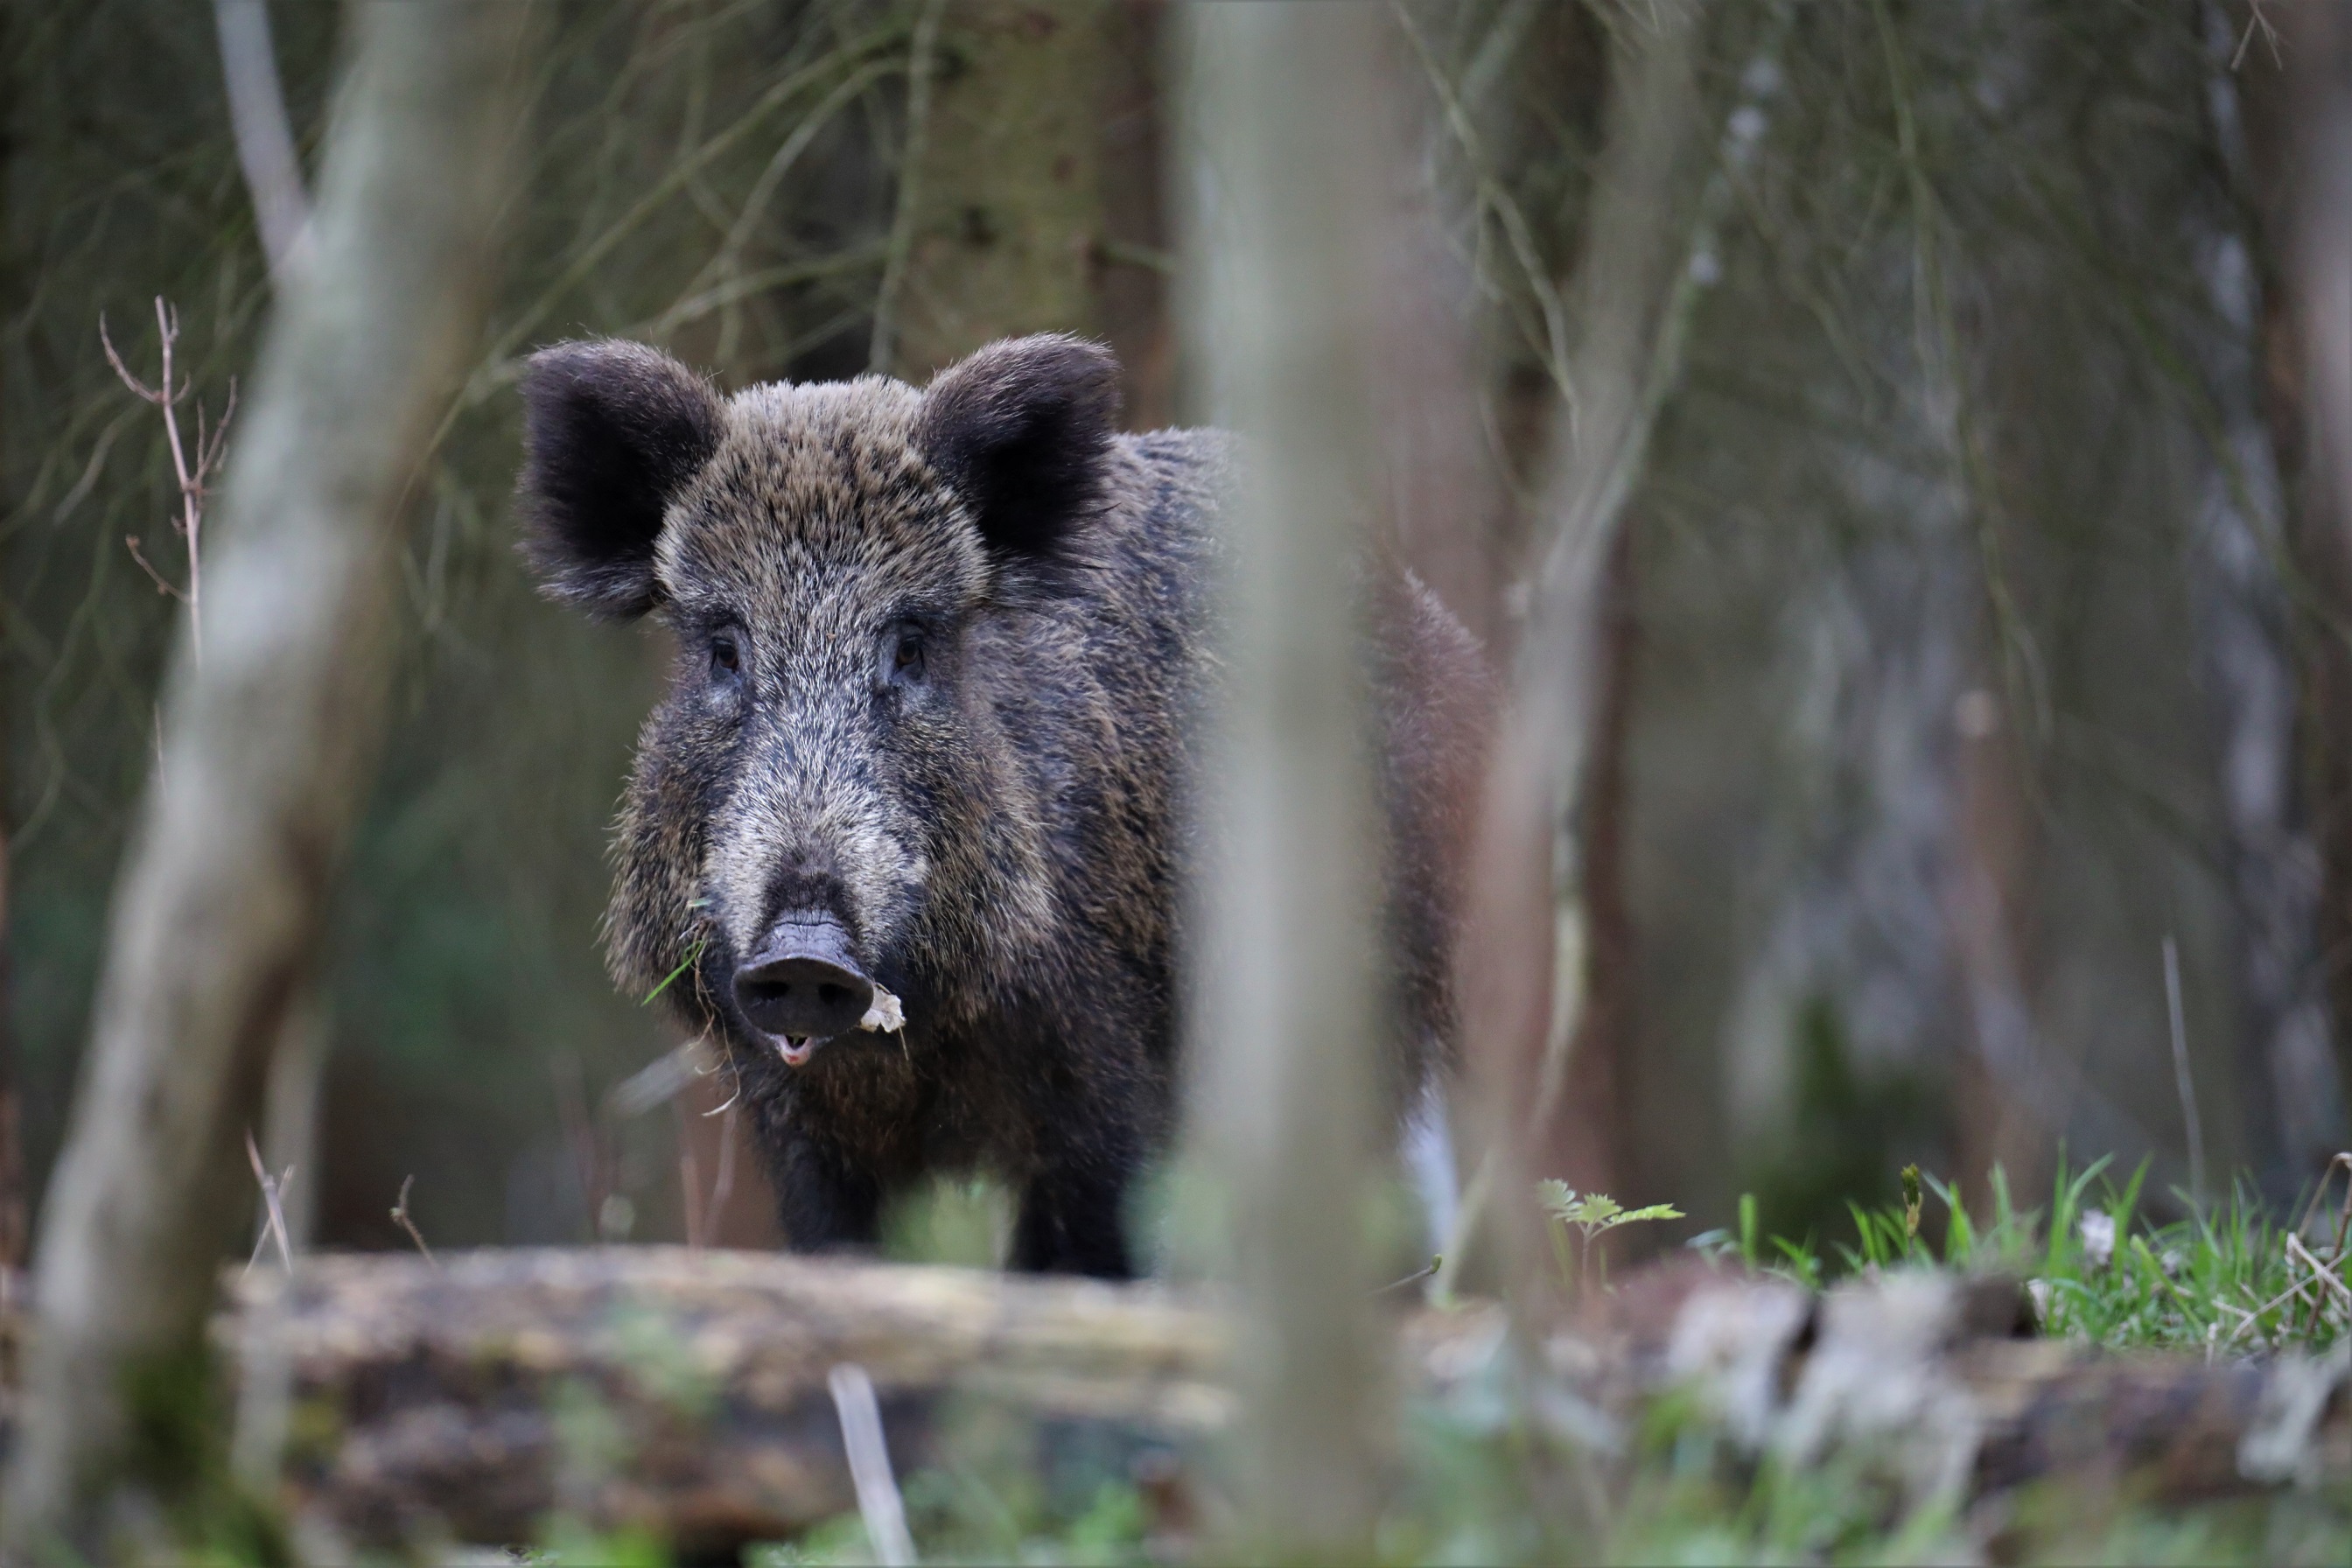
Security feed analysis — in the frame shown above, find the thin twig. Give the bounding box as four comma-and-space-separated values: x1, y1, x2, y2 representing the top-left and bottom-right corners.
829, 1362, 917, 1565
124, 537, 190, 602
2286, 1232, 2352, 1311
2228, 1272, 2318, 1347
2163, 937, 2206, 1208
2291, 1155, 2352, 1336
242, 1130, 294, 1274
98, 301, 232, 662
2231, 0, 2283, 72
390, 1174, 437, 1267
1374, 1256, 1443, 1297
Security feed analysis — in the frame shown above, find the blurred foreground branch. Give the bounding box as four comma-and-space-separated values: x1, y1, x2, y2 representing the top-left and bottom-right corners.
0, 4, 529, 1555
0, 1251, 2337, 1557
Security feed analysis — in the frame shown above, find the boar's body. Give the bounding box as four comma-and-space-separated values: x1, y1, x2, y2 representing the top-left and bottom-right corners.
518, 335, 1486, 1278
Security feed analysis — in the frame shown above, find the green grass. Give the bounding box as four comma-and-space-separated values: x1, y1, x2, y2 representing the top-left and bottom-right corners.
1694, 1155, 2352, 1356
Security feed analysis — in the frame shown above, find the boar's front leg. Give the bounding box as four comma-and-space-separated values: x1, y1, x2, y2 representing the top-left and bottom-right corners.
1009, 1088, 1144, 1278
773, 1134, 884, 1254
1011, 1166, 1135, 1278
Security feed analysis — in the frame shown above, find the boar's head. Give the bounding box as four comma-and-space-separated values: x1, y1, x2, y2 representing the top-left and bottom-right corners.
515, 334, 1119, 1068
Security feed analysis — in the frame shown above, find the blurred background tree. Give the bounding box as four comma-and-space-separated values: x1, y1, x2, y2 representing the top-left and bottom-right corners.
3, 0, 2344, 1270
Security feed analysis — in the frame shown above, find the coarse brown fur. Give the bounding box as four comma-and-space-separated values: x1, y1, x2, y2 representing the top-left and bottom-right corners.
516, 334, 1489, 1277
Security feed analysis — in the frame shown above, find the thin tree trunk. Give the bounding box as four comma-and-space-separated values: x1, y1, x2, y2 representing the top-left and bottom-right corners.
1178, 4, 1396, 1554
2238, 1, 2352, 1162
2286, 4, 2352, 1135
0, 5, 528, 1554
2179, 6, 2336, 1194
872, 0, 1110, 381
1559, 519, 1638, 1213
0, 822, 22, 1278
1452, 0, 1712, 1306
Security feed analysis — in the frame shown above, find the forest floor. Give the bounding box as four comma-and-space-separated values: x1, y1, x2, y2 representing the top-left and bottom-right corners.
503, 1156, 2352, 1568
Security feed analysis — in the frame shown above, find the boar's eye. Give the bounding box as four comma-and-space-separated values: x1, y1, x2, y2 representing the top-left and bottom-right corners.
709, 633, 741, 679
886, 625, 926, 685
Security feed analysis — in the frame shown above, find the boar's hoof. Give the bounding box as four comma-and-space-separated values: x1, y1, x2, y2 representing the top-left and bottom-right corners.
733, 912, 874, 1056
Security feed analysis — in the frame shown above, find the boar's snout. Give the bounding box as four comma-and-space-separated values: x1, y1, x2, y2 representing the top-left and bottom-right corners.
732, 911, 874, 1055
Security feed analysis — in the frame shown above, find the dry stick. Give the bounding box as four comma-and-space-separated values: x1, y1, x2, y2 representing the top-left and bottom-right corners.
2163, 936, 2208, 1208
2292, 1152, 2352, 1337
828, 1362, 917, 1566
390, 1175, 436, 1267
98, 301, 235, 662
2232, 0, 2283, 73
242, 1130, 294, 1274
2286, 1232, 2352, 1314
2229, 1270, 2321, 1348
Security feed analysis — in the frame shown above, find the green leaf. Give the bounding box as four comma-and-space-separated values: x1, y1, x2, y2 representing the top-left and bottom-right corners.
1535, 1179, 1578, 1218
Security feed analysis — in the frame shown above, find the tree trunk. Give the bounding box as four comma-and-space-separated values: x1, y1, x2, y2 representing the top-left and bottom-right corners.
1453, 0, 1712, 1304
1560, 515, 1640, 1219
872, 0, 1111, 382
1178, 3, 1397, 1554
2244, 1, 2352, 1147
0, 5, 528, 1554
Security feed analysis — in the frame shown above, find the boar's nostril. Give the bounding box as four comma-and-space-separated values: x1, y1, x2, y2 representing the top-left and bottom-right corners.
732, 911, 875, 1044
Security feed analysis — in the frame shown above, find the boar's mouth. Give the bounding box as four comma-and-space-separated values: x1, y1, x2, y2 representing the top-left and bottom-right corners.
732, 910, 875, 1064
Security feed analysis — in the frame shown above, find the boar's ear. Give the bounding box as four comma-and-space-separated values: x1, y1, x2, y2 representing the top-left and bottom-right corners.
914, 334, 1119, 576
516, 340, 724, 619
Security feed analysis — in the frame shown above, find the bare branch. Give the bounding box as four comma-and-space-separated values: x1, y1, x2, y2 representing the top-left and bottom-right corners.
242, 1130, 294, 1274
124, 536, 190, 602
390, 1176, 437, 1268
2234, 1, 2284, 73
97, 314, 161, 404
214, 0, 314, 281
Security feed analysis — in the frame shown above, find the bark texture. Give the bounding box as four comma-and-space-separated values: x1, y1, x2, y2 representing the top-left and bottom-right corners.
875, 0, 1111, 380
0, 5, 527, 1554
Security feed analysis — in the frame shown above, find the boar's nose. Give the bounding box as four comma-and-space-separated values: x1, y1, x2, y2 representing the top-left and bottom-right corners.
732, 912, 875, 1042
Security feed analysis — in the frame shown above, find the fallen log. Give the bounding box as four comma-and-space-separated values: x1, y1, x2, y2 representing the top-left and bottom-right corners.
5, 1250, 2344, 1556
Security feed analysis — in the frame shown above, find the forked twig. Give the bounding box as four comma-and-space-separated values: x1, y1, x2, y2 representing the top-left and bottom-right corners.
99, 298, 234, 662
2231, 0, 2283, 73
2292, 1152, 2352, 1337
242, 1130, 296, 1274
390, 1174, 438, 1267
125, 536, 190, 602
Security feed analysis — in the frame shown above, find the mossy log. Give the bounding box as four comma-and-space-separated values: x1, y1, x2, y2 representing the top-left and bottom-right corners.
8, 1250, 2345, 1555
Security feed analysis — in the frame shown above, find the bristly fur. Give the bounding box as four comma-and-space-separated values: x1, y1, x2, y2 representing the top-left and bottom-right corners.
516, 333, 1492, 1278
